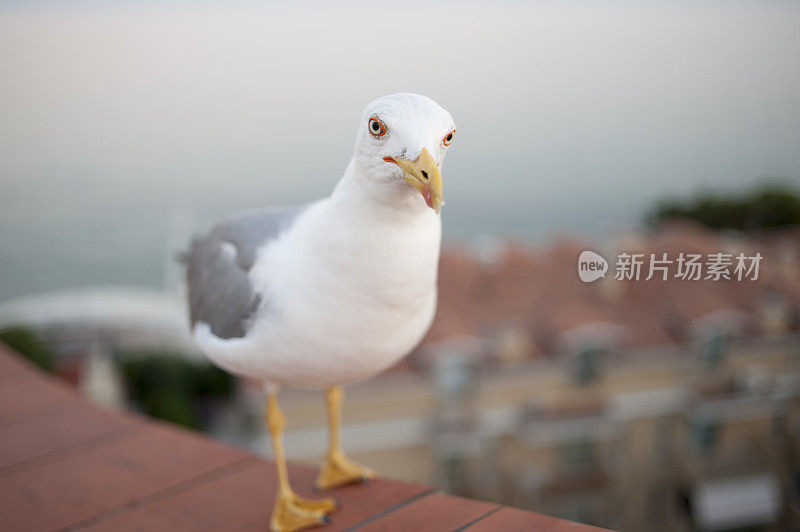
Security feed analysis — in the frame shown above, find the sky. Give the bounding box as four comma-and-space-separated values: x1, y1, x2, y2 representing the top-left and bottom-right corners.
0, 1, 799, 300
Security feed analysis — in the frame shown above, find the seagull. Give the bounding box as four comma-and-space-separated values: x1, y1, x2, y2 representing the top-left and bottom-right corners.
185, 93, 455, 532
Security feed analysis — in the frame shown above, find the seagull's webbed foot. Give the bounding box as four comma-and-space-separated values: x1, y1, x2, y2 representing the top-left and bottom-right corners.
270, 491, 336, 532
291, 493, 338, 513
315, 450, 377, 491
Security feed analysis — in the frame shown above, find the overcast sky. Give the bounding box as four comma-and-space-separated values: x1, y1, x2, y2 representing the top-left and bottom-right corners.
1, 1, 799, 298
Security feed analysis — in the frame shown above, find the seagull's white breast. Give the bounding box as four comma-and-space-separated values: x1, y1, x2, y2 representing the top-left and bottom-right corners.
193, 195, 441, 388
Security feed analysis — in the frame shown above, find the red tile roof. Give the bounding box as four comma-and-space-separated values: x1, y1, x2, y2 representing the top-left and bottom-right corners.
425, 223, 800, 358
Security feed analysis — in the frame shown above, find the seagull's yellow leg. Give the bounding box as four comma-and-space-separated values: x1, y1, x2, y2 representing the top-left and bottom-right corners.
315, 386, 377, 490
266, 392, 337, 532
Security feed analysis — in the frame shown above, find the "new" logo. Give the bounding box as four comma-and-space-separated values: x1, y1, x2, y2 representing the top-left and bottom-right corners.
578, 250, 608, 283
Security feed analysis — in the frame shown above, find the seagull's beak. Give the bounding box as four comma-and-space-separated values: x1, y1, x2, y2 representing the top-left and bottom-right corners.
384, 147, 444, 214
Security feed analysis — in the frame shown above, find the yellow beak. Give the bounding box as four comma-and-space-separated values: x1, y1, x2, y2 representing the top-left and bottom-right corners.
384, 147, 444, 214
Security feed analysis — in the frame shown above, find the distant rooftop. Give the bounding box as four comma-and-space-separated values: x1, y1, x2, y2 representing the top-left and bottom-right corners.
0, 343, 609, 531
428, 221, 800, 351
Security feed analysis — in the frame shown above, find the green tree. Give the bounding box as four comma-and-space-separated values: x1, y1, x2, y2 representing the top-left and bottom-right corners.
0, 326, 55, 373
120, 351, 233, 430
647, 183, 800, 230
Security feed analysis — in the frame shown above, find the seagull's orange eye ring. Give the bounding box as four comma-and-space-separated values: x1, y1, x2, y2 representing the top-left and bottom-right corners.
442, 129, 455, 147
368, 117, 387, 138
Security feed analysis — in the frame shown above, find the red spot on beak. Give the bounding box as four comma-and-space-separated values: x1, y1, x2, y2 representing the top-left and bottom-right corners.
422, 186, 433, 208
383, 156, 396, 164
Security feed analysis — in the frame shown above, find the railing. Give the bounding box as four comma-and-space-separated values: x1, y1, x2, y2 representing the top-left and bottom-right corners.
0, 343, 609, 531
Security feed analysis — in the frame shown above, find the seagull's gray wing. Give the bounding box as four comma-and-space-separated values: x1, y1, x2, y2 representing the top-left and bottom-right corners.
186, 206, 303, 339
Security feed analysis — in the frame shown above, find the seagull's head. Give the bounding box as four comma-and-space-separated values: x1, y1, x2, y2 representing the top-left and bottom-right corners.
352, 93, 455, 214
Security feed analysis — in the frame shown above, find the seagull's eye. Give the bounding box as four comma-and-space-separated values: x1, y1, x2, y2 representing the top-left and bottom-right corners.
368, 117, 387, 138
442, 129, 455, 147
